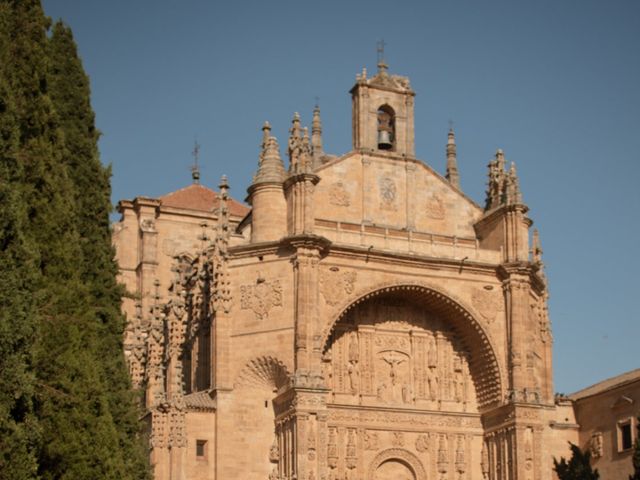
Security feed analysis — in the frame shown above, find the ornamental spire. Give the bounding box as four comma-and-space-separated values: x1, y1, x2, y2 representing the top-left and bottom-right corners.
485, 149, 524, 210
311, 104, 325, 168
506, 161, 522, 205
445, 126, 460, 189
254, 135, 286, 184
287, 112, 302, 172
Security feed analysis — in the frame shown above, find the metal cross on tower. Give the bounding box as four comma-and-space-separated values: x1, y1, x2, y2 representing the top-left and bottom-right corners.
191, 139, 201, 184
377, 39, 388, 71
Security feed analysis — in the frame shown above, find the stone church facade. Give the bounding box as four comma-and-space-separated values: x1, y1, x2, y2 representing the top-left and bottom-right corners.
113, 62, 635, 479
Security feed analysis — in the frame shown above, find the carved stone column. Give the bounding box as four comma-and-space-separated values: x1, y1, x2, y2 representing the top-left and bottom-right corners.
499, 265, 536, 401
288, 235, 330, 374
133, 197, 160, 317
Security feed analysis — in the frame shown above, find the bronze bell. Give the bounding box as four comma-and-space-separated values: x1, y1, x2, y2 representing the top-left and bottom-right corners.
377, 129, 393, 150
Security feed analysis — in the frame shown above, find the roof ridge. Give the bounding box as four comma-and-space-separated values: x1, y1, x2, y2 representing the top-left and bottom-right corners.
160, 182, 216, 199
569, 368, 640, 400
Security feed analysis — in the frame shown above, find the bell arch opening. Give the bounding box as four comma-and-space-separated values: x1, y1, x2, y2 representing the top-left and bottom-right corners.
321, 284, 503, 411
377, 104, 395, 150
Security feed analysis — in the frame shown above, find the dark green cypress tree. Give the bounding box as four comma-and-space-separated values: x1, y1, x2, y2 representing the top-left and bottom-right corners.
0, 1, 149, 478
554, 442, 600, 480
47, 21, 149, 479
0, 4, 40, 478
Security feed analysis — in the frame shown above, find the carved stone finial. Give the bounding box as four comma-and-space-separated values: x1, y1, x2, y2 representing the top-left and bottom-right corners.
254, 136, 286, 184
288, 112, 303, 172
445, 127, 460, 189
506, 161, 522, 204
261, 121, 271, 149
531, 228, 543, 263
484, 149, 525, 210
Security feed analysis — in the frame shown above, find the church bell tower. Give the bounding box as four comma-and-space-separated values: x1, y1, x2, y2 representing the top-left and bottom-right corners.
350, 55, 415, 157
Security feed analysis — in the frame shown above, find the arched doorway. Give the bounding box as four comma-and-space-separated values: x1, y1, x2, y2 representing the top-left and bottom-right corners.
368, 449, 426, 480
321, 284, 502, 480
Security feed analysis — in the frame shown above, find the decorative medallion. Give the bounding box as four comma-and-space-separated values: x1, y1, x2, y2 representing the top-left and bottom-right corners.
379, 177, 397, 210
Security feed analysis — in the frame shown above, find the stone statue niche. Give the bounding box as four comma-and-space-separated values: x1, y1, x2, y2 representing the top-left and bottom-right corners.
324, 297, 477, 412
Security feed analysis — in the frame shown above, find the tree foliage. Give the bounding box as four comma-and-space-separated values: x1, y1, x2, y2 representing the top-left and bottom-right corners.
0, 1, 149, 478
554, 442, 599, 480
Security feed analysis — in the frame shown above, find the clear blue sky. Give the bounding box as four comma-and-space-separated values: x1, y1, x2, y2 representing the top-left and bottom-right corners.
42, 0, 640, 395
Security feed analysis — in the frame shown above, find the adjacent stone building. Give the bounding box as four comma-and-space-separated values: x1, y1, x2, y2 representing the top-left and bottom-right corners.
113, 61, 637, 479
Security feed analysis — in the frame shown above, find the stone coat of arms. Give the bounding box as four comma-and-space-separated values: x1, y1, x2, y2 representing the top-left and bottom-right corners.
320, 268, 357, 306
240, 279, 283, 321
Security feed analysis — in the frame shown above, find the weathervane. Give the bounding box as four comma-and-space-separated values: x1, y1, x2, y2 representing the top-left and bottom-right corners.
191, 139, 201, 184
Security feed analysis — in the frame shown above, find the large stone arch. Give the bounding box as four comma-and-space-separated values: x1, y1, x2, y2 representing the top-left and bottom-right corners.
367, 448, 427, 480
321, 282, 505, 410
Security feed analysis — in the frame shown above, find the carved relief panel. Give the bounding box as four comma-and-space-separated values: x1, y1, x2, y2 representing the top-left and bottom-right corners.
324, 300, 477, 412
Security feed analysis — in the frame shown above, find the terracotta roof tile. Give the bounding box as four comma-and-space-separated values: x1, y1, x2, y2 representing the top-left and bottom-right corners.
159, 184, 249, 217
183, 390, 216, 411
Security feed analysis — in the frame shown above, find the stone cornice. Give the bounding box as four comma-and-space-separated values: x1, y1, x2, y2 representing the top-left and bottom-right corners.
327, 242, 500, 276
497, 262, 547, 293
283, 172, 320, 190
475, 203, 531, 232
283, 234, 332, 254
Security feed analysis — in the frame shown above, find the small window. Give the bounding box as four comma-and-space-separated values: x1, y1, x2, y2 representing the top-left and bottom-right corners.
618, 419, 633, 452
196, 439, 207, 458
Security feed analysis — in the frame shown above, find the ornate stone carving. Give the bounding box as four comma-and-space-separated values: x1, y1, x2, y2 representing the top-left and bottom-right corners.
240, 278, 283, 321
327, 307, 475, 410
235, 355, 291, 390
367, 448, 427, 480
327, 427, 338, 468
425, 195, 446, 220
364, 430, 380, 451
455, 435, 465, 476
328, 182, 350, 207
590, 431, 603, 458
307, 418, 317, 461
437, 434, 448, 475
269, 437, 279, 463
320, 267, 357, 307
140, 217, 156, 232
391, 431, 405, 447
415, 434, 430, 453
471, 288, 504, 324
481, 441, 489, 480
346, 428, 357, 470
379, 176, 397, 210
